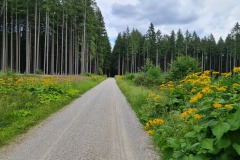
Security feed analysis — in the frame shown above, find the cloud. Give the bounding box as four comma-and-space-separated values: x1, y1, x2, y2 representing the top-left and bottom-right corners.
111, 0, 199, 25
112, 4, 137, 18
96, 0, 240, 47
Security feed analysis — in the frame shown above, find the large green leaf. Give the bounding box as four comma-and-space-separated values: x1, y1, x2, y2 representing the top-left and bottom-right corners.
216, 135, 231, 149
201, 138, 214, 151
232, 143, 240, 155
227, 110, 240, 131
211, 122, 230, 140
184, 131, 197, 138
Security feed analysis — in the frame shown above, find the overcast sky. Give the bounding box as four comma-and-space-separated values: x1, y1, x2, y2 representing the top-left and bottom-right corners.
96, 0, 240, 48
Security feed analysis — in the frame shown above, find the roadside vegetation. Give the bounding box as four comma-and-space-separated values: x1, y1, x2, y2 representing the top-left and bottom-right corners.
116, 56, 240, 160
0, 72, 105, 147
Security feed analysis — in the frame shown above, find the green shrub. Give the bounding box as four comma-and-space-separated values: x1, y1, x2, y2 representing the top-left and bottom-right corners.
139, 59, 155, 73
124, 73, 135, 80
134, 73, 146, 86
83, 72, 92, 77
168, 56, 200, 80
97, 68, 103, 75
35, 69, 44, 75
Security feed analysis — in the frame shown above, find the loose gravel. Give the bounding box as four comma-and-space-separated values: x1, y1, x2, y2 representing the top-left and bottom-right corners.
0, 78, 160, 160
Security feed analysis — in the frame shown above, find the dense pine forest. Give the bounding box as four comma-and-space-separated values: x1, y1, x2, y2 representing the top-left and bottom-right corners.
1, 1, 240, 76
112, 22, 240, 75
0, 0, 111, 75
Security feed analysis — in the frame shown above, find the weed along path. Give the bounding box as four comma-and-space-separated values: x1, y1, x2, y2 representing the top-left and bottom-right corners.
0, 78, 159, 160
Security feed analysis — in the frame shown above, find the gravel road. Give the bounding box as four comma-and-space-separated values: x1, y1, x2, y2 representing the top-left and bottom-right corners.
0, 78, 160, 160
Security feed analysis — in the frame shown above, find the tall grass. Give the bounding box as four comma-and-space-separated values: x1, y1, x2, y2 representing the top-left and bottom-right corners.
116, 77, 153, 124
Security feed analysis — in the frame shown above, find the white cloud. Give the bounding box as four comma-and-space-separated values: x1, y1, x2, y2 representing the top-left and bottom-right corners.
96, 0, 240, 47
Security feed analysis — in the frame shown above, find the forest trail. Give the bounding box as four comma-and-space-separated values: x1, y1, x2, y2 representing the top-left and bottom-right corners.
0, 78, 159, 160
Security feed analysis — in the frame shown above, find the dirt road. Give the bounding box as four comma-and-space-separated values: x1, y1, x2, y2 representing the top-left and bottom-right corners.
0, 78, 159, 160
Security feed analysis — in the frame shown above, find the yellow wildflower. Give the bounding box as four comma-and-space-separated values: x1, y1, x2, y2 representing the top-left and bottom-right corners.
204, 70, 211, 75
201, 87, 211, 94
225, 104, 233, 109
147, 130, 154, 135
213, 103, 222, 109
194, 114, 201, 119
212, 71, 220, 75
189, 92, 203, 103
181, 111, 188, 118
233, 83, 239, 88
217, 86, 227, 92
225, 72, 232, 77
233, 67, 240, 73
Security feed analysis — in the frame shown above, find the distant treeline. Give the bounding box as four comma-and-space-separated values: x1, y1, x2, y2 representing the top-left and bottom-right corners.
112, 22, 240, 75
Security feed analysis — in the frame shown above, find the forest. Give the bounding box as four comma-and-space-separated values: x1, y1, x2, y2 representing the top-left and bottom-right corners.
1, 1, 240, 77
0, 0, 111, 75
112, 22, 240, 75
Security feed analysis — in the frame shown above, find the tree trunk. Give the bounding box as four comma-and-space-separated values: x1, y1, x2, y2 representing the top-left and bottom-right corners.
81, 1, 86, 74
201, 52, 204, 72
16, 12, 19, 72
44, 11, 47, 74
156, 48, 159, 67
122, 55, 124, 75
36, 10, 40, 71
69, 21, 73, 74
61, 12, 64, 74
56, 22, 59, 74
11, 12, 13, 71
118, 54, 120, 75
164, 54, 167, 72
46, 10, 50, 74
2, 0, 6, 71
34, 0, 38, 73
226, 52, 229, 72
65, 17, 68, 74
51, 23, 55, 74
26, 6, 30, 74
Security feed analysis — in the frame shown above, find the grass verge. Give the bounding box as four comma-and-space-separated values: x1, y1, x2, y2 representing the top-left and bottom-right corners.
116, 77, 153, 124
0, 74, 106, 147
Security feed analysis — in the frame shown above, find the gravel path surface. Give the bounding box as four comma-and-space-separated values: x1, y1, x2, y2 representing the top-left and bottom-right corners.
0, 78, 160, 160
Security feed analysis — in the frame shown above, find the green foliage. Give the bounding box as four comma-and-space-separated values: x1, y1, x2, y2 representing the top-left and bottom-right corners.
168, 56, 200, 80
131, 59, 166, 87
117, 68, 240, 159
97, 68, 103, 75
124, 73, 135, 80
35, 69, 44, 75
139, 59, 155, 73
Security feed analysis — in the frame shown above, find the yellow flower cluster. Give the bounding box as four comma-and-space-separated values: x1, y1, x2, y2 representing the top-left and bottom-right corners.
144, 118, 164, 130
194, 114, 201, 119
160, 81, 174, 90
225, 104, 233, 109
222, 72, 232, 77
0, 78, 6, 85
212, 71, 220, 75
189, 92, 203, 103
201, 87, 212, 94
233, 83, 239, 88
182, 72, 211, 87
217, 86, 227, 92
0, 76, 74, 90
180, 108, 198, 118
213, 103, 222, 109
233, 67, 240, 73
146, 93, 160, 107
147, 130, 154, 135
